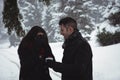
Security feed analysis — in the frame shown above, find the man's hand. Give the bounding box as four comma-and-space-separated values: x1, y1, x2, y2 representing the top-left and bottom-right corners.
45, 57, 54, 68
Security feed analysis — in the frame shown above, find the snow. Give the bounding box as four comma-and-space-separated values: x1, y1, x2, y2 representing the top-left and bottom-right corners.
98, 20, 120, 33
0, 0, 120, 79
0, 44, 20, 80
93, 44, 120, 80
0, 41, 120, 80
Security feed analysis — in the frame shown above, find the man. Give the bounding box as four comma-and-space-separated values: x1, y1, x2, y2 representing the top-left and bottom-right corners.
46, 17, 93, 80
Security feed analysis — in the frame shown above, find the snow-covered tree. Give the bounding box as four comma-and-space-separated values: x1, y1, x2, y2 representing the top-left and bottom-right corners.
59, 0, 94, 40
18, 0, 43, 31
96, 0, 120, 46
42, 0, 64, 42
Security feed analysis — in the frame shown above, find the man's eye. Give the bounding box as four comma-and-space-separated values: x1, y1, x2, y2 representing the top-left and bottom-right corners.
61, 29, 63, 32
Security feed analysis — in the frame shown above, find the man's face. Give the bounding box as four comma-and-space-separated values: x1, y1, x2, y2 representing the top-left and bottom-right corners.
59, 25, 73, 39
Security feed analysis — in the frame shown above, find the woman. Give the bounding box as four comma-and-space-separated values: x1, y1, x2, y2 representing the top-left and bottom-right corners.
18, 26, 55, 80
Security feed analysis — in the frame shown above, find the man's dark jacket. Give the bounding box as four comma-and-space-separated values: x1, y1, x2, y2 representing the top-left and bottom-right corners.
52, 31, 93, 80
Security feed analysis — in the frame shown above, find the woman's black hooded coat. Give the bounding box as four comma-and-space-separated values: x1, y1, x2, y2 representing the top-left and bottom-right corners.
18, 37, 54, 80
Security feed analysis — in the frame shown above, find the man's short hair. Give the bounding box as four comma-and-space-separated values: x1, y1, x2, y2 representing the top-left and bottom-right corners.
59, 17, 77, 30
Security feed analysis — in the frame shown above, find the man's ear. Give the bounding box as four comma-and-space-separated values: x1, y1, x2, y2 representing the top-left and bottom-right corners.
69, 26, 74, 33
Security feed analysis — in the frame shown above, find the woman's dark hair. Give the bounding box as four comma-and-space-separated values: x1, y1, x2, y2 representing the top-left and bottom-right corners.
26, 26, 47, 41
20, 26, 48, 47
59, 17, 77, 30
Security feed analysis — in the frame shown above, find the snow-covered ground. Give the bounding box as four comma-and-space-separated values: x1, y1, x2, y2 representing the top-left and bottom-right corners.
0, 41, 120, 80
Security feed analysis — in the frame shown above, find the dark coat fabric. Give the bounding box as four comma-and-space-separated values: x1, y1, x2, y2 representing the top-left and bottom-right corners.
52, 31, 93, 80
18, 39, 54, 80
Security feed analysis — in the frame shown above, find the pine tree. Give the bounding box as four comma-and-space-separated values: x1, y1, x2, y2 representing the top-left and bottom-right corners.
2, 0, 50, 37
3, 0, 25, 37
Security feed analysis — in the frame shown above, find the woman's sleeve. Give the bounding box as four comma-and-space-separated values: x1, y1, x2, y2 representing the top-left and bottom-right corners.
45, 44, 55, 61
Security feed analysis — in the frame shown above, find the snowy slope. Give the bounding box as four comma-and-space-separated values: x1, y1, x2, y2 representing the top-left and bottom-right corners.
0, 42, 120, 80
93, 43, 120, 80
0, 47, 20, 80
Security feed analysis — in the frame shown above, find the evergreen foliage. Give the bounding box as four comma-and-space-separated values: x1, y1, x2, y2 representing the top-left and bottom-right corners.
2, 0, 50, 37
3, 0, 25, 37
96, 0, 120, 46
108, 11, 120, 26
97, 28, 120, 46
